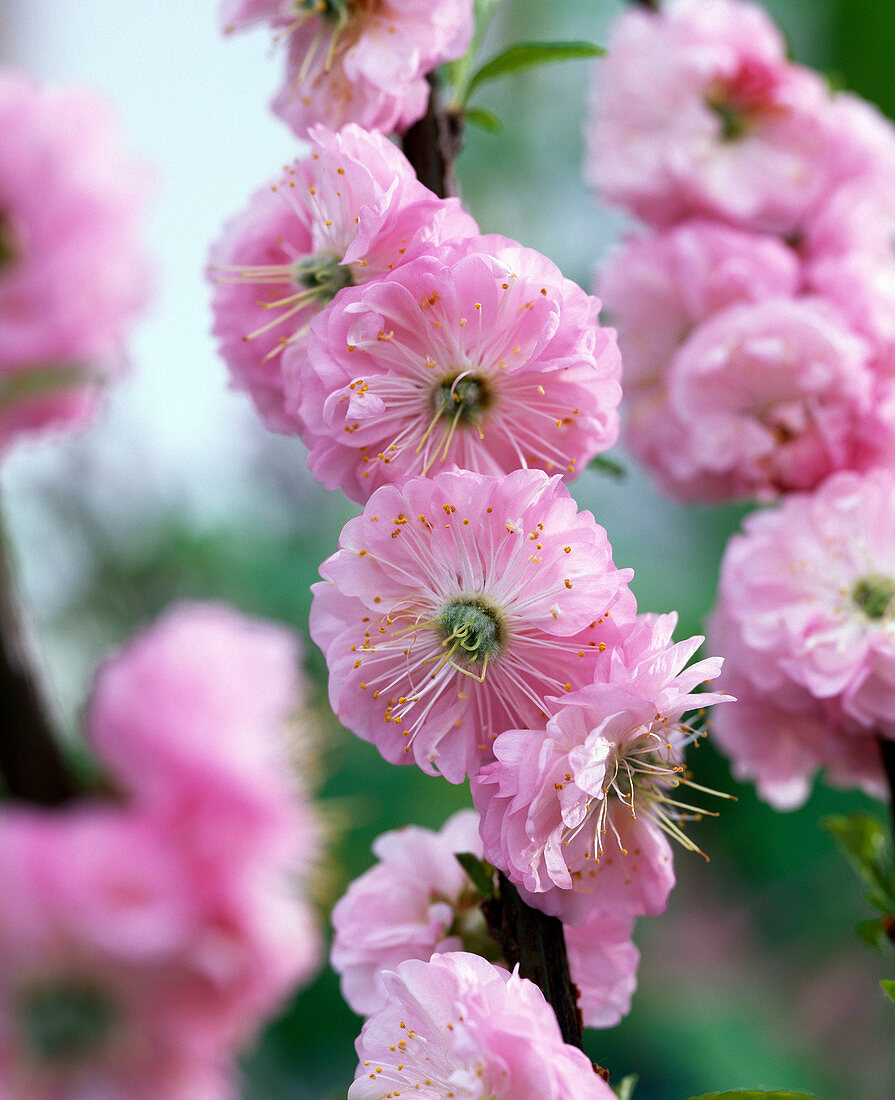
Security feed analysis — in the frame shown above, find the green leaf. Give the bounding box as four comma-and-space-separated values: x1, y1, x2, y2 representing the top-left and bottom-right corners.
0, 362, 89, 406
466, 41, 604, 100
822, 813, 895, 911
588, 453, 626, 479
882, 979, 895, 1003
444, 0, 502, 105
455, 852, 496, 899
687, 1092, 819, 1100
465, 106, 503, 133
855, 917, 892, 952
613, 1073, 638, 1100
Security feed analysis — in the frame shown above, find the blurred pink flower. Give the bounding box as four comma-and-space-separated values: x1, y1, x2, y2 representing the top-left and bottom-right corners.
709, 469, 895, 807
473, 613, 726, 925
209, 124, 476, 431
587, 0, 845, 234
220, 0, 474, 137
330, 809, 639, 1028
0, 72, 149, 450
653, 298, 886, 502
310, 468, 635, 783
0, 805, 317, 1099
348, 952, 615, 1099
291, 236, 621, 501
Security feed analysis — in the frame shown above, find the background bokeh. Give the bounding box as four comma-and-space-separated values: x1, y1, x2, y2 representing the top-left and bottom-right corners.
1, 1, 893, 1097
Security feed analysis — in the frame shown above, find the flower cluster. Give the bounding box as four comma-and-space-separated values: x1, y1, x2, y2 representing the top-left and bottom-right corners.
708, 470, 895, 809
589, 0, 895, 502
348, 952, 616, 1099
0, 72, 149, 452
211, 127, 622, 496
330, 810, 639, 1029
220, 0, 475, 138
0, 603, 321, 1097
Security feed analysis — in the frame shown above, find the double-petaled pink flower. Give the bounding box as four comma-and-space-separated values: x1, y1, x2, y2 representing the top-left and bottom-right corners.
348, 952, 615, 1099
709, 469, 895, 808
330, 809, 639, 1028
291, 235, 622, 501
310, 468, 635, 783
474, 613, 727, 925
221, 0, 474, 138
209, 124, 477, 431
0, 72, 149, 450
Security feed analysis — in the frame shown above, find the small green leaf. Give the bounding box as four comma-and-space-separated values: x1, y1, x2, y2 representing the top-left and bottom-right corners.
882, 979, 895, 1003
588, 454, 626, 479
687, 1092, 819, 1100
613, 1073, 638, 1100
855, 917, 891, 952
0, 363, 89, 406
822, 813, 895, 911
466, 41, 604, 100
455, 852, 496, 899
465, 106, 503, 133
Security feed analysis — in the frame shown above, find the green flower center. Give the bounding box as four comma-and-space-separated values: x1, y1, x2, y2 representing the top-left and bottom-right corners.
852, 573, 895, 620
433, 374, 492, 425
436, 598, 503, 667
297, 0, 352, 19
19, 981, 117, 1063
706, 95, 750, 141
293, 253, 353, 301
0, 212, 17, 273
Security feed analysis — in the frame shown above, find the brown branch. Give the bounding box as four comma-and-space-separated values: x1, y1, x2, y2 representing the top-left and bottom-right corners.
0, 526, 77, 805
401, 72, 464, 200
484, 873, 608, 1079
879, 736, 895, 856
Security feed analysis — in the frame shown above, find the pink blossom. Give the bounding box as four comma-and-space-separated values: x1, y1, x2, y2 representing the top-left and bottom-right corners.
708, 469, 895, 807
348, 952, 614, 1099
587, 0, 844, 233
0, 72, 148, 449
473, 613, 727, 925
647, 298, 887, 503
86, 601, 317, 871
290, 236, 622, 501
598, 219, 801, 478
310, 468, 635, 783
222, 0, 474, 137
330, 810, 638, 1028
209, 124, 476, 431
0, 805, 316, 1099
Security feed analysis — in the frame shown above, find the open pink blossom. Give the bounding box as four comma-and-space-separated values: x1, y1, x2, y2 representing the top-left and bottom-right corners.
348, 952, 614, 1099
646, 297, 889, 503
0, 804, 318, 1099
268, 0, 474, 137
473, 613, 727, 925
87, 601, 318, 873
209, 124, 476, 430
0, 72, 148, 449
310, 468, 635, 783
587, 0, 843, 234
708, 469, 895, 807
330, 809, 638, 1028
290, 235, 622, 501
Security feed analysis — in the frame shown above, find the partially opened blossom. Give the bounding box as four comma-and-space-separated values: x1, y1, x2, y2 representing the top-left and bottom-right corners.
331, 810, 638, 1028
0, 72, 148, 450
291, 236, 622, 501
709, 469, 895, 808
87, 601, 317, 869
209, 124, 476, 430
310, 468, 635, 783
646, 298, 888, 503
0, 805, 317, 1100
474, 613, 727, 925
221, 0, 474, 137
587, 0, 843, 234
348, 952, 615, 1099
